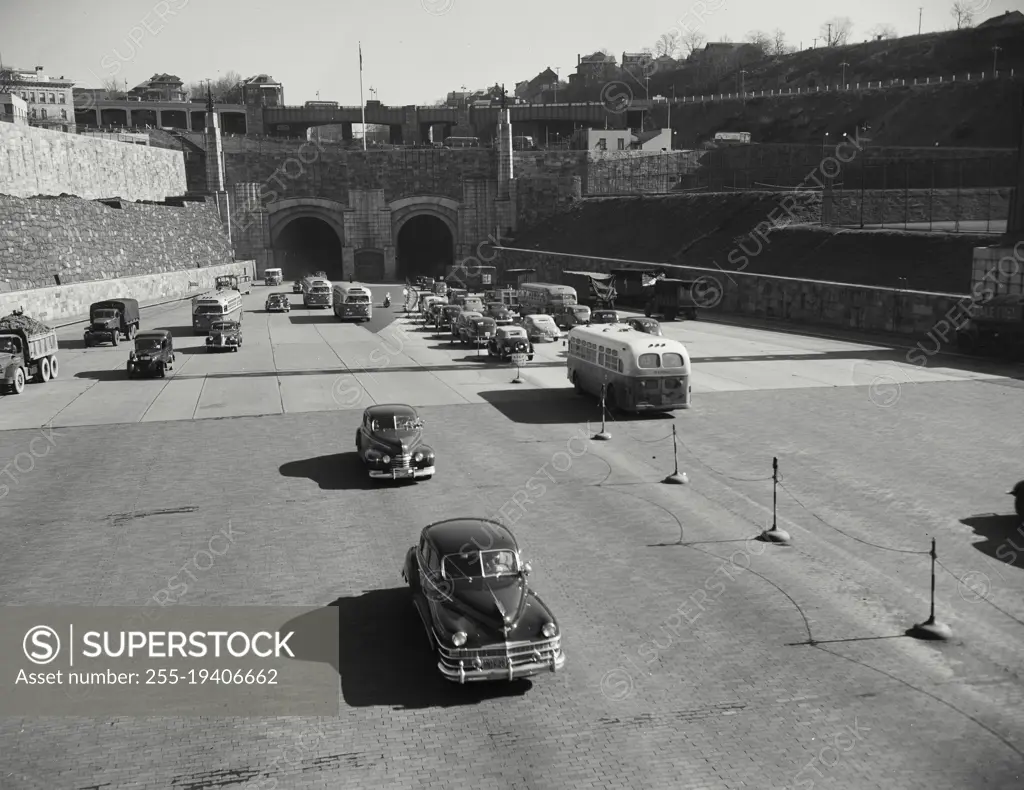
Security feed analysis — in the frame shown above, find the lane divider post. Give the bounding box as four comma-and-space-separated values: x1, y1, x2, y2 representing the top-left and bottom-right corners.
760, 457, 791, 545
662, 424, 688, 484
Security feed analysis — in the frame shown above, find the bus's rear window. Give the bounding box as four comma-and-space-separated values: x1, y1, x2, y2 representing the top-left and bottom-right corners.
662, 353, 685, 367
637, 353, 660, 368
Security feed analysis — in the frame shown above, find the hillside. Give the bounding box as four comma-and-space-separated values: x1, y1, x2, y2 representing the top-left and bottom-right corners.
507, 193, 993, 293
644, 18, 1024, 99
668, 78, 1021, 148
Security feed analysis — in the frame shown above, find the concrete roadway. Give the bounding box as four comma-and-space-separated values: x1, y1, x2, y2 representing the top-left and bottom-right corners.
1, 285, 1023, 789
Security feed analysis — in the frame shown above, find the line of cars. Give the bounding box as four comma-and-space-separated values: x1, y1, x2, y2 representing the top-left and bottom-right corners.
351, 399, 565, 684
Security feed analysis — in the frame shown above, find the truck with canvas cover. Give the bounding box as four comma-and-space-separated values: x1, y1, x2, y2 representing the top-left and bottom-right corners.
0, 313, 59, 394
956, 248, 1024, 356
562, 271, 617, 309
84, 298, 140, 347
446, 264, 496, 292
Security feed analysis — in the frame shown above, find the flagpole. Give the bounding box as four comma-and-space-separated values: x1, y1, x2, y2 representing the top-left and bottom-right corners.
359, 41, 366, 150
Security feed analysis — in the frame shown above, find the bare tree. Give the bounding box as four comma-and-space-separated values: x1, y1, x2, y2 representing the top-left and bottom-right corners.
185, 70, 244, 103
680, 28, 706, 57
655, 31, 679, 57
950, 1, 974, 29
101, 76, 127, 98
0, 66, 19, 94
820, 17, 853, 46
770, 28, 791, 55
867, 23, 898, 40
746, 30, 771, 56
719, 34, 733, 43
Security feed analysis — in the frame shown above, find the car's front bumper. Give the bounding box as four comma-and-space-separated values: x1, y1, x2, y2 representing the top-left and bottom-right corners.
438, 642, 565, 683
368, 464, 435, 480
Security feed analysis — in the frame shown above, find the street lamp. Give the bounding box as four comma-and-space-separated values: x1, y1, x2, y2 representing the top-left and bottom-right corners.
840, 62, 849, 87
992, 45, 1002, 76
822, 131, 829, 157
740, 69, 747, 98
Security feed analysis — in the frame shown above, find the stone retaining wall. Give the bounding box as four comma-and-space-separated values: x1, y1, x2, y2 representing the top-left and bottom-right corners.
831, 188, 1010, 226
493, 246, 979, 337
0, 194, 234, 290
0, 261, 255, 326
0, 123, 187, 201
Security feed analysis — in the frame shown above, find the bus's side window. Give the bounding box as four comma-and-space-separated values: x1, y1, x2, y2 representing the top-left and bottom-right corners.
618, 359, 623, 372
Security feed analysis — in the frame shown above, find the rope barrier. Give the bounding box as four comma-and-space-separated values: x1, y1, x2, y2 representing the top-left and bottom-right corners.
935, 560, 1024, 628
778, 480, 929, 555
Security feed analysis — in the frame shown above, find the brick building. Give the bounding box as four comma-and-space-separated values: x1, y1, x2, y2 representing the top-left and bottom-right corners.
2, 66, 75, 132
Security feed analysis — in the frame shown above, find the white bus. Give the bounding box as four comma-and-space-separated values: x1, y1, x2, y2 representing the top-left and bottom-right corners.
302, 275, 333, 308
713, 131, 751, 144
332, 282, 372, 322
517, 282, 577, 315
566, 323, 691, 412
192, 290, 244, 334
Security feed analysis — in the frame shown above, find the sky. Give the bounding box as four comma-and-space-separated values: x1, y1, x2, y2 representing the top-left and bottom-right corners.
0, 0, 1019, 105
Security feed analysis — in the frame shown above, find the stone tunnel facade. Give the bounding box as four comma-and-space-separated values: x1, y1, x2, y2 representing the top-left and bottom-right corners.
214, 142, 538, 283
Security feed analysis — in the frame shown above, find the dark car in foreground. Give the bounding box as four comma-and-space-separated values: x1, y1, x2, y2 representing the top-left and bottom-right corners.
625, 316, 663, 336
127, 330, 174, 378
488, 325, 534, 361
355, 404, 435, 480
206, 320, 242, 352
1010, 480, 1024, 518
401, 518, 565, 683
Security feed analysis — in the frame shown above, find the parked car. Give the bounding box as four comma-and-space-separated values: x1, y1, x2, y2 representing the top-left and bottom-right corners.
437, 304, 463, 331
413, 276, 435, 289
401, 517, 565, 683
84, 299, 140, 347
461, 316, 497, 346
551, 304, 591, 330
265, 293, 290, 312
488, 325, 534, 361
293, 279, 303, 294
522, 314, 562, 342
591, 309, 620, 324
355, 404, 435, 481
206, 320, 242, 352
451, 311, 483, 342
485, 302, 514, 325
625, 317, 663, 336
127, 330, 174, 378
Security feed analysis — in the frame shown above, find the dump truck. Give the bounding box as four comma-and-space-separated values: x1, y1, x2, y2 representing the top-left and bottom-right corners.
0, 313, 60, 394
83, 298, 140, 347
562, 270, 617, 308
956, 246, 1024, 356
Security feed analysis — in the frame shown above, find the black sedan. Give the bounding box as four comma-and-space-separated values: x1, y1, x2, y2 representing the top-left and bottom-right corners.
625, 317, 663, 336
355, 404, 435, 481
401, 518, 565, 683
205, 320, 242, 352
591, 309, 621, 324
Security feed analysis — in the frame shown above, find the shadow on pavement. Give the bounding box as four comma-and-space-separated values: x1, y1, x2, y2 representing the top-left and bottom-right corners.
152, 325, 197, 337
75, 369, 130, 381
961, 514, 1024, 570
280, 589, 532, 709
279, 452, 426, 491
288, 314, 337, 324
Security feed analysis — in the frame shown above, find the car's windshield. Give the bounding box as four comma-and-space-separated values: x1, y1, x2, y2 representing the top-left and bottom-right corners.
0, 338, 15, 353
442, 549, 520, 579
93, 310, 118, 319
136, 338, 163, 350
371, 415, 422, 431
211, 323, 234, 332
532, 316, 554, 326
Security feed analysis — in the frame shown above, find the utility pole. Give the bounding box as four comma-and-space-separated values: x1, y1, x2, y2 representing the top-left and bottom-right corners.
554, 67, 560, 103
740, 69, 747, 98
840, 61, 849, 86
827, 23, 832, 46
812, 37, 818, 48
992, 45, 1002, 76
918, 7, 922, 35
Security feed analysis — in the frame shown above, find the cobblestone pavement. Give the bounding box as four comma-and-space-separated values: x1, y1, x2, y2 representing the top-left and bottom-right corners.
0, 294, 1022, 789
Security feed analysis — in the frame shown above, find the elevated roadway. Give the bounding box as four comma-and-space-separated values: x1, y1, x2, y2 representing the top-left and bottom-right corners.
1, 286, 1022, 789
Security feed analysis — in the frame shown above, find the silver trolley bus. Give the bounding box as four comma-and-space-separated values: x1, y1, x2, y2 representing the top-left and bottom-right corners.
302, 275, 333, 308
192, 290, 244, 335
566, 323, 691, 412
517, 282, 578, 315
332, 282, 373, 322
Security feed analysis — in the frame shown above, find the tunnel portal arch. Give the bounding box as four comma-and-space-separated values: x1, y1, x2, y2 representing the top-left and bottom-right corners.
268, 199, 346, 282
391, 196, 459, 281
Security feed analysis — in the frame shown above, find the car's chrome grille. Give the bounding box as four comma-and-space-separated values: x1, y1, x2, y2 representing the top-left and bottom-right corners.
392, 454, 411, 469
437, 635, 561, 666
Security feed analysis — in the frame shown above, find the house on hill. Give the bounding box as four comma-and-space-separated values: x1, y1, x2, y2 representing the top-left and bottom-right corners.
687, 42, 762, 72
129, 74, 186, 102
977, 10, 1024, 27
515, 67, 558, 103
569, 52, 618, 89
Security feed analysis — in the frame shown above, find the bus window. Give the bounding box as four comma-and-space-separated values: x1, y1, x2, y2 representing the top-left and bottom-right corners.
662, 353, 685, 367
637, 353, 660, 368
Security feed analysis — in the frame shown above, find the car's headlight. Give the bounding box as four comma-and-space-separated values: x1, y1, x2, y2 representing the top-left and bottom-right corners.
381, 455, 391, 464
452, 631, 467, 647
413, 451, 424, 462
542, 623, 557, 638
